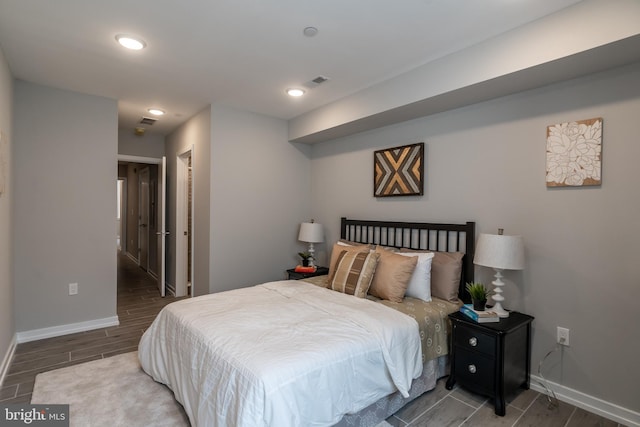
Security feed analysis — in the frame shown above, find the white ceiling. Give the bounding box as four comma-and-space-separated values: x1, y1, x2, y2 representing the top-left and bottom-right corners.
0, 0, 584, 136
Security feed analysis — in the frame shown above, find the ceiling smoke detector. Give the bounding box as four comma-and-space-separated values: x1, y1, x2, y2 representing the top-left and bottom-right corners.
303, 27, 318, 37
134, 127, 146, 136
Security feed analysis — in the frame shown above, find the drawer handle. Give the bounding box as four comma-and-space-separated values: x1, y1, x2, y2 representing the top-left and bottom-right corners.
468, 364, 477, 374
468, 337, 478, 347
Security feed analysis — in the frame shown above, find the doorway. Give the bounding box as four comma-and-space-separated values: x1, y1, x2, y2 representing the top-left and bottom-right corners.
117, 155, 167, 298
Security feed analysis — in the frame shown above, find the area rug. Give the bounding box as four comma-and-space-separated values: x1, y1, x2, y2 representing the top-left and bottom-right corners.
32, 351, 393, 427
32, 352, 189, 426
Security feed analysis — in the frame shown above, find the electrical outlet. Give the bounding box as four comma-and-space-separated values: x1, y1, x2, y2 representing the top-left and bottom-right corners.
69, 282, 78, 295
557, 326, 570, 346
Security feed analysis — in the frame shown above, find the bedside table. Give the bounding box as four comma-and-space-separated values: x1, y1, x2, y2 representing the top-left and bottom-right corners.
446, 310, 534, 416
287, 266, 329, 280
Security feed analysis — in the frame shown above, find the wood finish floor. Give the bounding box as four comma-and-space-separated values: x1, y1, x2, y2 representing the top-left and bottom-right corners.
1, 251, 184, 404
1, 253, 627, 426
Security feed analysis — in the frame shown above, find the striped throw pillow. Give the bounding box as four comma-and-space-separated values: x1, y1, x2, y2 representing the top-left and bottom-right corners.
330, 250, 379, 298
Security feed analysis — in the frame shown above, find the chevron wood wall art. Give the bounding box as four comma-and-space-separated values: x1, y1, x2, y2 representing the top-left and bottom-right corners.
374, 142, 424, 197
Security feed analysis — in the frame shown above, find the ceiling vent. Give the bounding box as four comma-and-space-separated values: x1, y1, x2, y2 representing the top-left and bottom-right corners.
303, 75, 330, 89
139, 116, 157, 125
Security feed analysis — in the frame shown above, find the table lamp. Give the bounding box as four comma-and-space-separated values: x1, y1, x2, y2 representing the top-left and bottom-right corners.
298, 220, 324, 267
473, 229, 525, 318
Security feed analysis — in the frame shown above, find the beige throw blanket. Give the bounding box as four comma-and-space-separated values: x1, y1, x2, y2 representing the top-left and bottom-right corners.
302, 275, 461, 362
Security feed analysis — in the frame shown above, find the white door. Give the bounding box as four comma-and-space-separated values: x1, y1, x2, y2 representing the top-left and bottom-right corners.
175, 149, 193, 297
157, 156, 167, 297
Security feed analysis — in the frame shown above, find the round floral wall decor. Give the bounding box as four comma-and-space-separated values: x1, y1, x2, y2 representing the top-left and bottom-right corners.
546, 117, 602, 187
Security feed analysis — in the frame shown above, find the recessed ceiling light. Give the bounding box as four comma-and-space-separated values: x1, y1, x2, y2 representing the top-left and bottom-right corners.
286, 88, 305, 97
148, 108, 165, 116
116, 34, 146, 50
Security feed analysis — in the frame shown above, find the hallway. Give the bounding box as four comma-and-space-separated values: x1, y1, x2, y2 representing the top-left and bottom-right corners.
0, 251, 184, 404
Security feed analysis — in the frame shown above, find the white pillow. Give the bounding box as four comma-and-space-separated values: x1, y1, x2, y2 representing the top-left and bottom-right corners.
397, 251, 435, 302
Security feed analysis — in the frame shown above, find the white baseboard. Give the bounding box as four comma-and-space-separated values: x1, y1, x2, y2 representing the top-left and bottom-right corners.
0, 334, 17, 388
16, 316, 120, 344
530, 374, 640, 427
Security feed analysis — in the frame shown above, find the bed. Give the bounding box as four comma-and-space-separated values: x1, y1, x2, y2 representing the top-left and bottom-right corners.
138, 217, 475, 427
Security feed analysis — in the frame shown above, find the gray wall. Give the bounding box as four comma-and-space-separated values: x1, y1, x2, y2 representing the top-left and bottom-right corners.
309, 62, 640, 413
209, 104, 312, 292
0, 43, 14, 372
165, 106, 211, 297
118, 129, 165, 158
13, 81, 118, 331
162, 104, 314, 296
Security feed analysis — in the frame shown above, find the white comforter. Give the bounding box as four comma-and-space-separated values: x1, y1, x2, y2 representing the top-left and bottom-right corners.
138, 280, 422, 427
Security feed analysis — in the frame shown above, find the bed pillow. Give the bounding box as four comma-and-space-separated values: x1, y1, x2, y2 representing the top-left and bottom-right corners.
368, 247, 418, 303
328, 242, 371, 282
401, 249, 464, 302
330, 250, 379, 298
432, 251, 464, 302
396, 251, 435, 302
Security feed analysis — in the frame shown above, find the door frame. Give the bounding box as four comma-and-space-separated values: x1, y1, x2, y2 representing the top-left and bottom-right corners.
175, 146, 194, 297
117, 177, 127, 253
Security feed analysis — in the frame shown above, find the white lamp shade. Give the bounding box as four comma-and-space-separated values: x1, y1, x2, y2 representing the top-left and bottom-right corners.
473, 233, 525, 270
298, 222, 324, 243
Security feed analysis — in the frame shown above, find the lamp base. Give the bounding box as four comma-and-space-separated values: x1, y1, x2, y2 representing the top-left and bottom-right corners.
490, 301, 510, 318
308, 242, 316, 268
491, 268, 510, 318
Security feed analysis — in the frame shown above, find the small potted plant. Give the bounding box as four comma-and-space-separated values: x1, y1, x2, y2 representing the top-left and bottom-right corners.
298, 252, 312, 267
465, 282, 492, 311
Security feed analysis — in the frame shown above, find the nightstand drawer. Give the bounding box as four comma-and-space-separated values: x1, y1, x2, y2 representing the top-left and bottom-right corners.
455, 348, 495, 393
455, 326, 496, 356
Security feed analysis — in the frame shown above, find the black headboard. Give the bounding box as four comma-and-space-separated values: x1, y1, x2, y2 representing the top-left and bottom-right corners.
340, 217, 475, 303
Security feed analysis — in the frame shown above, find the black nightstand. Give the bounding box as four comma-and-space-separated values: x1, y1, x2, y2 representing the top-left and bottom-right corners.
446, 310, 534, 416
286, 266, 329, 280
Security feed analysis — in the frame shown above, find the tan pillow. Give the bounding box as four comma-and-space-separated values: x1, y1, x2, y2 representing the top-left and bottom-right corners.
401, 249, 464, 302
328, 242, 370, 282
330, 250, 379, 298
368, 247, 418, 303
431, 252, 464, 302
